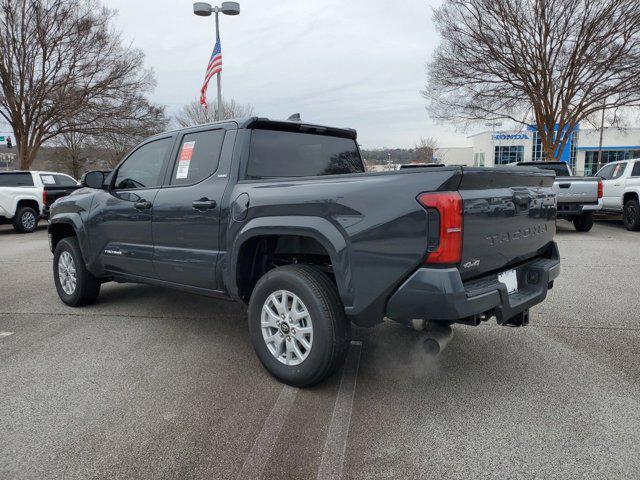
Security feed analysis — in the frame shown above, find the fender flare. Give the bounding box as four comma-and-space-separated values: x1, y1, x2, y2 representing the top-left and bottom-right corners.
226, 216, 352, 307
48, 215, 91, 265
12, 193, 43, 216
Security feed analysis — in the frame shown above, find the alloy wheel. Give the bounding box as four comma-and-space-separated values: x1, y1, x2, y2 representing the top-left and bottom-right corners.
58, 251, 77, 295
21, 211, 36, 230
261, 290, 313, 366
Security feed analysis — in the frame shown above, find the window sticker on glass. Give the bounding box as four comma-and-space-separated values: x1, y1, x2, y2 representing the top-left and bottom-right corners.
176, 141, 196, 179
41, 175, 55, 185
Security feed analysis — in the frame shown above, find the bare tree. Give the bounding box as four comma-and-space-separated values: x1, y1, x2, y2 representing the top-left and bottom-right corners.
424, 0, 640, 161
413, 137, 438, 163
0, 0, 158, 169
55, 95, 168, 175
174, 98, 255, 128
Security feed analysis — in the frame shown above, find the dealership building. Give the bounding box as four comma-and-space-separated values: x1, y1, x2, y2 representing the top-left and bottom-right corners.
436, 125, 640, 175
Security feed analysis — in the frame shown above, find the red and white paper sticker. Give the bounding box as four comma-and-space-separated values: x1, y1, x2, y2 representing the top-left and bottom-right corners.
176, 141, 196, 179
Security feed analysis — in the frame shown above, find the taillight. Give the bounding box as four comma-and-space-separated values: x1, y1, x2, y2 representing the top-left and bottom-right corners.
417, 191, 463, 264
42, 189, 47, 206
597, 179, 603, 199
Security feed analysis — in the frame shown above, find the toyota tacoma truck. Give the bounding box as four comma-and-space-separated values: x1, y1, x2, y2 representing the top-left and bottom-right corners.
48, 118, 560, 386
514, 161, 602, 232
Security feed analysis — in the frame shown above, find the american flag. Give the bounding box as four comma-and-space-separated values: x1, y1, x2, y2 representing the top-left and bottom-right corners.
199, 31, 222, 109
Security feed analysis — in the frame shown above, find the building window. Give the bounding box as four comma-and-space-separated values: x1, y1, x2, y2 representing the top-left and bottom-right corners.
584, 149, 640, 175
473, 152, 485, 167
531, 129, 577, 169
532, 131, 543, 162
495, 145, 524, 165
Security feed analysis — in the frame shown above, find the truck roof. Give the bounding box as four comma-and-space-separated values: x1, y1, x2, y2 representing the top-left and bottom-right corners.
158, 117, 358, 140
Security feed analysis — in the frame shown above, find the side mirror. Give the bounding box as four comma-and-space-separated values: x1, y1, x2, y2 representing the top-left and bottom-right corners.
82, 170, 109, 189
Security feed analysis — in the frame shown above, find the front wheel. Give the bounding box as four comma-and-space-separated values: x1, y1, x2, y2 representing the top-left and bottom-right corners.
623, 198, 640, 231
53, 237, 101, 306
12, 206, 39, 233
248, 265, 351, 387
573, 213, 594, 232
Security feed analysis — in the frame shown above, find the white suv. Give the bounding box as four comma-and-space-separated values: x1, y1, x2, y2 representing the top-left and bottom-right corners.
596, 160, 640, 231
0, 170, 78, 233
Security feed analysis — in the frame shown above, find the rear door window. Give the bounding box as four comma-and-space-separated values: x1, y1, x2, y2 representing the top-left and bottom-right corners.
170, 129, 225, 186
612, 163, 627, 179
632, 161, 640, 177
246, 129, 364, 179
0, 173, 34, 187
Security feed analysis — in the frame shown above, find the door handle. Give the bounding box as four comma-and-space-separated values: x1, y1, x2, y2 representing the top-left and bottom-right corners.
192, 198, 217, 210
134, 200, 153, 210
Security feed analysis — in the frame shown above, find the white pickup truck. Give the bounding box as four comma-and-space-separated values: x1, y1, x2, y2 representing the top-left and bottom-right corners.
596, 159, 640, 231
514, 161, 602, 232
0, 171, 78, 233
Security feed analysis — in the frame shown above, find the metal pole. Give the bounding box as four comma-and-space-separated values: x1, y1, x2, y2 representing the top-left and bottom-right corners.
596, 106, 605, 173
215, 10, 223, 121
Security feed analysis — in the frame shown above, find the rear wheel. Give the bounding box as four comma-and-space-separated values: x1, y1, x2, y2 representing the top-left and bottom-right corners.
623, 198, 640, 231
573, 213, 594, 232
248, 265, 351, 387
12, 206, 39, 233
53, 237, 101, 306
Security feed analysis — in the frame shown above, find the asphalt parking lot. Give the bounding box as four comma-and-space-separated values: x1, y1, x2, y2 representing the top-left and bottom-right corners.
1, 219, 639, 480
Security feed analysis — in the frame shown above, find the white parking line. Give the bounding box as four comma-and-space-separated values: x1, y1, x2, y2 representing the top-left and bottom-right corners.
0, 331, 14, 338
317, 340, 363, 480
236, 384, 298, 479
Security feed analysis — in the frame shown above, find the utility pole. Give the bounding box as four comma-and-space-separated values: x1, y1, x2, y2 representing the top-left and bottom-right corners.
597, 106, 606, 173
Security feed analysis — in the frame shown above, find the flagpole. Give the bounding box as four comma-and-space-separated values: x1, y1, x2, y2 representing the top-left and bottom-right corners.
193, 2, 240, 120
215, 9, 223, 121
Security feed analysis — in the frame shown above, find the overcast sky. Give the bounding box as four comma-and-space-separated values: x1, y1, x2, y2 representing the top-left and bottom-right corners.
103, 0, 471, 149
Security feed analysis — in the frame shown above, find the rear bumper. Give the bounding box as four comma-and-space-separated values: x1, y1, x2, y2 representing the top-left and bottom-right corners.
557, 199, 601, 217
385, 242, 560, 325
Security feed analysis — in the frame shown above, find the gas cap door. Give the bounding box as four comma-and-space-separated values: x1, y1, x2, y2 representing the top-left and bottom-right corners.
232, 192, 250, 221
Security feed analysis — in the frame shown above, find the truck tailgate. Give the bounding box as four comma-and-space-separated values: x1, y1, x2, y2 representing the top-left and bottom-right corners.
458, 168, 556, 280
553, 176, 599, 204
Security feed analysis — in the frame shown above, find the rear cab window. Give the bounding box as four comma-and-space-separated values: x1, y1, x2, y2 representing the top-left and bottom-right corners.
0, 173, 34, 187
245, 129, 364, 179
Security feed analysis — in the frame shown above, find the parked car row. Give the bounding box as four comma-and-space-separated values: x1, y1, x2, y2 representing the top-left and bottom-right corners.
0, 171, 79, 233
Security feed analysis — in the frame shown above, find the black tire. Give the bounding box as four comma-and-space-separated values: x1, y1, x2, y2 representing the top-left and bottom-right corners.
573, 213, 594, 232
53, 237, 101, 307
12, 206, 39, 233
248, 265, 351, 387
623, 198, 640, 231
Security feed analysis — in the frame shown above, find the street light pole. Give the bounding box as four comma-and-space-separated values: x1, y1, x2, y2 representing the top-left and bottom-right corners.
214, 8, 222, 121
193, 2, 240, 121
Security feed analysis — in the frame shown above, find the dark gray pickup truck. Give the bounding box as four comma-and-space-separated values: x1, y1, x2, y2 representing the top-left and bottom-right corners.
48, 118, 560, 386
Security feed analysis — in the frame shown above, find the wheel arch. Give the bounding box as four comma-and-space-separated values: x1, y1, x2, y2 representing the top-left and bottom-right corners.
227, 216, 351, 307
15, 197, 41, 216
623, 190, 639, 205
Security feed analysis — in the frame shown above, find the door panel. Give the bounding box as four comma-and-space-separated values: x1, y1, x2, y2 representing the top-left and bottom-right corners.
86, 136, 174, 277
152, 128, 229, 290
87, 189, 160, 277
